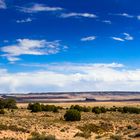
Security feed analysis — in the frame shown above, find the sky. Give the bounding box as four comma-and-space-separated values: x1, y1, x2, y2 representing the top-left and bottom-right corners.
0, 0, 140, 93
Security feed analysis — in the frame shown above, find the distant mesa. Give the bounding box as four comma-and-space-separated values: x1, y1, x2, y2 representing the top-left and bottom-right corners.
85, 98, 96, 102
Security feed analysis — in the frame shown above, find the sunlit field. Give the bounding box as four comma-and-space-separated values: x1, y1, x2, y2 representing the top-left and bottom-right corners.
0, 100, 140, 140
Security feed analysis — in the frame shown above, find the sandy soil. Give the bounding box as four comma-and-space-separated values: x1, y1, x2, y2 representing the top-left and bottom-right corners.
18, 101, 140, 108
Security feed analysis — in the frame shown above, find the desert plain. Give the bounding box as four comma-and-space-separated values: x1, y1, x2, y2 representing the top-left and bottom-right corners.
0, 101, 140, 140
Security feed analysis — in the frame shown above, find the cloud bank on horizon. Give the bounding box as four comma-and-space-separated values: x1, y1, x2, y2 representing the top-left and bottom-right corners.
0, 0, 140, 92
1, 63, 140, 93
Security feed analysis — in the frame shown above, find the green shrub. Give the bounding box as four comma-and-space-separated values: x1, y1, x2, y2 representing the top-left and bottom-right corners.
121, 107, 140, 114
0, 99, 17, 109
70, 105, 83, 112
92, 107, 108, 114
28, 103, 61, 113
64, 109, 81, 121
100, 107, 107, 113
27, 103, 33, 110
92, 107, 102, 114
31, 103, 42, 112
43, 105, 56, 112
82, 106, 91, 112
53, 107, 59, 113
70, 105, 91, 112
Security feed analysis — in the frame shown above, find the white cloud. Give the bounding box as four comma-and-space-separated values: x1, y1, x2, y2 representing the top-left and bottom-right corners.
112, 37, 125, 42
137, 15, 140, 20
1, 39, 67, 62
81, 36, 96, 41
19, 3, 63, 13
112, 33, 133, 42
16, 18, 32, 23
60, 12, 97, 18
6, 56, 21, 62
102, 20, 112, 24
1, 63, 140, 93
114, 13, 134, 18
123, 33, 133, 41
0, 0, 6, 9
20, 62, 124, 69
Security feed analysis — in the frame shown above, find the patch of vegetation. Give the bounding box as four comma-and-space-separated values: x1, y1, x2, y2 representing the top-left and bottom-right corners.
0, 109, 5, 114
91, 106, 140, 114
27, 103, 62, 113
64, 109, 81, 121
92, 107, 107, 114
0, 124, 27, 132
70, 105, 91, 112
0, 98, 18, 109
28, 132, 56, 140
110, 135, 123, 140
121, 106, 140, 114
127, 125, 132, 129
74, 131, 91, 139
77, 122, 114, 138
28, 103, 42, 112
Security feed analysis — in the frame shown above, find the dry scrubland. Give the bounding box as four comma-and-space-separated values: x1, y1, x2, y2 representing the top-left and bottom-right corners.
0, 102, 140, 140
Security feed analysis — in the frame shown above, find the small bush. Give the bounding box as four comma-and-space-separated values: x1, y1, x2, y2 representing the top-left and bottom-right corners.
70, 105, 83, 112
92, 107, 107, 114
28, 103, 60, 113
83, 106, 91, 112
127, 125, 132, 129
30, 103, 42, 112
0, 109, 5, 114
92, 107, 102, 114
0, 99, 17, 109
64, 109, 81, 121
53, 107, 59, 113
70, 105, 91, 112
121, 106, 140, 114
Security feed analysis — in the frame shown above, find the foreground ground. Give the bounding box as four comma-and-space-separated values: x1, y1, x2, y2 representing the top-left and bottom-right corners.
0, 102, 140, 140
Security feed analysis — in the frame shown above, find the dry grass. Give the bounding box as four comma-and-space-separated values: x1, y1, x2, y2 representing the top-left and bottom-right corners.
0, 102, 139, 140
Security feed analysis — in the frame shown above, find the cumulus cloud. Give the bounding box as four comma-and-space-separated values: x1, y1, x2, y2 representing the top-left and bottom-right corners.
19, 3, 63, 13
60, 12, 97, 18
81, 36, 96, 41
1, 63, 140, 93
1, 39, 67, 62
0, 0, 6, 9
16, 18, 32, 23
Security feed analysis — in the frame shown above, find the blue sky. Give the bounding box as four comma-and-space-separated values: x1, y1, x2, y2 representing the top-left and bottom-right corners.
0, 0, 140, 93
